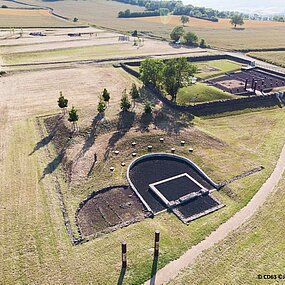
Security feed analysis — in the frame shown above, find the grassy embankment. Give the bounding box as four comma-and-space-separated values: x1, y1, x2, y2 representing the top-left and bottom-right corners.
1, 106, 282, 284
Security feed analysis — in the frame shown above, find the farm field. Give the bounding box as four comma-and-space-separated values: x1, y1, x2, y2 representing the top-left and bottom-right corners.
248, 51, 285, 68
0, 28, 213, 66
0, 7, 75, 27
12, 0, 285, 50
133, 16, 285, 50
176, 83, 238, 104
168, 169, 285, 285
1, 52, 285, 283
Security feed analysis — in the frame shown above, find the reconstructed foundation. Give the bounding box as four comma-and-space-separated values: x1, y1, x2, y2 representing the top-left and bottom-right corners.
127, 153, 224, 222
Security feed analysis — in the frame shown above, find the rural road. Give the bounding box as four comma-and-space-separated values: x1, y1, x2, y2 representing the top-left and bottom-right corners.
225, 51, 285, 73
144, 143, 285, 285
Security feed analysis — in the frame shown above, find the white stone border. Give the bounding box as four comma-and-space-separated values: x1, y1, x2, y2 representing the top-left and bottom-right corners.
149, 173, 205, 207
126, 153, 219, 214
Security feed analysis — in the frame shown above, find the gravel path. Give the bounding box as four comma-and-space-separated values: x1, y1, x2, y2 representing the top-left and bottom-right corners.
144, 143, 285, 285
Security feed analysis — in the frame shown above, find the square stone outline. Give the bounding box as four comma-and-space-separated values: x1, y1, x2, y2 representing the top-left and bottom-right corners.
149, 173, 206, 207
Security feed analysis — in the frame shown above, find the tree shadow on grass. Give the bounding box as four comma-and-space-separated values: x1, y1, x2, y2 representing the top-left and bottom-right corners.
153, 105, 193, 134
139, 86, 160, 105
30, 132, 54, 156
231, 27, 245, 31
104, 111, 135, 161
30, 114, 63, 155
138, 112, 153, 132
40, 148, 66, 181
81, 113, 105, 155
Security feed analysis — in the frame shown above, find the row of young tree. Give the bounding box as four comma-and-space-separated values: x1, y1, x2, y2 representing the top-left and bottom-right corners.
57, 85, 153, 131
57, 92, 79, 131
140, 57, 197, 101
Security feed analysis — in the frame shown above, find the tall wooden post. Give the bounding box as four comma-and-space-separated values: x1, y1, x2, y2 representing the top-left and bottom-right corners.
154, 230, 160, 257
254, 81, 257, 93
122, 241, 127, 268
245, 78, 248, 90
251, 78, 255, 89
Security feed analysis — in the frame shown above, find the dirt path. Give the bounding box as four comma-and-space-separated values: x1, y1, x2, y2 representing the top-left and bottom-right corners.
144, 143, 285, 285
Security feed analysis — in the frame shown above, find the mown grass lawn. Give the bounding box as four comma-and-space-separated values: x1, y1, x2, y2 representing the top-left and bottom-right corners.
168, 162, 285, 285
2, 104, 285, 285
195, 59, 242, 79
176, 82, 238, 104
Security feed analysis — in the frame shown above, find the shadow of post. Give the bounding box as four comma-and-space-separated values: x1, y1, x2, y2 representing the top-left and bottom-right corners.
150, 255, 159, 285
117, 267, 126, 285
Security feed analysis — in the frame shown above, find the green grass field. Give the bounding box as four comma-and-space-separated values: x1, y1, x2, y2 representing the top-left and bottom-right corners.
168, 168, 285, 285
2, 105, 285, 284
248, 51, 285, 68
176, 83, 238, 104
195, 59, 242, 79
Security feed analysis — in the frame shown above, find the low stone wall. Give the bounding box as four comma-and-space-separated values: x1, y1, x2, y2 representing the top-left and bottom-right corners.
121, 63, 140, 78
123, 54, 252, 68
256, 66, 285, 79
121, 57, 282, 116
75, 185, 152, 243
147, 85, 281, 116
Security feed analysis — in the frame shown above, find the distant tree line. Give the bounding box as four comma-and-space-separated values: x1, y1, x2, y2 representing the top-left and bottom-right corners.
273, 16, 285, 22
118, 9, 160, 18
115, 0, 251, 21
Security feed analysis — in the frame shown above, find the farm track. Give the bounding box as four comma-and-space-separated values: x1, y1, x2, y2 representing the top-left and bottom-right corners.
0, 50, 208, 68
144, 142, 285, 285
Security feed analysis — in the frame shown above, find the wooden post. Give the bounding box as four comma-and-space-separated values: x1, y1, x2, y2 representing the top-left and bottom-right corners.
122, 241, 127, 268
254, 81, 257, 93
245, 78, 248, 90
154, 230, 160, 257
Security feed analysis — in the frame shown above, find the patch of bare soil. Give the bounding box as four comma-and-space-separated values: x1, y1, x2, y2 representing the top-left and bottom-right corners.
77, 186, 148, 237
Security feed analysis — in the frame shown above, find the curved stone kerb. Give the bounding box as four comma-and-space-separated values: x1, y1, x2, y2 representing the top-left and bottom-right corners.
126, 153, 219, 214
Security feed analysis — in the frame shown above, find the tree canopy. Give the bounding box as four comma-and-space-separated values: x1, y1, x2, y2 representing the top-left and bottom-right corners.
140, 58, 164, 87
120, 90, 131, 111
144, 101, 153, 114
230, 14, 244, 28
184, 31, 198, 46
170, 26, 184, 42
163, 58, 197, 101
97, 98, 106, 113
130, 83, 140, 106
102, 88, 110, 104
57, 91, 68, 112
140, 57, 197, 101
180, 15, 189, 26
68, 106, 79, 131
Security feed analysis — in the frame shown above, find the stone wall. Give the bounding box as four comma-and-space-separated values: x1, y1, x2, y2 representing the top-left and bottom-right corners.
148, 85, 281, 116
